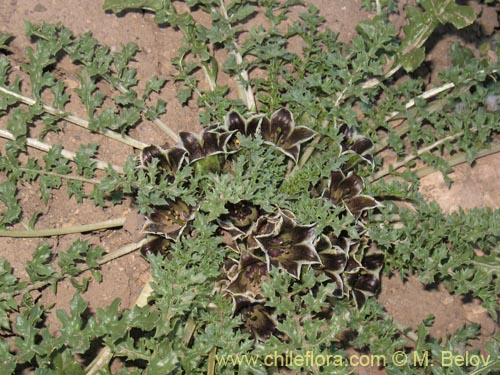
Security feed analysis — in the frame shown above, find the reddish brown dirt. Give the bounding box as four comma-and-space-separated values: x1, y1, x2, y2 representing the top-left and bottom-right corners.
0, 1, 499, 374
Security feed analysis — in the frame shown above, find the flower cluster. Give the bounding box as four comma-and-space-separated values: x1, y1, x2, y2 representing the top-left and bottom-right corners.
227, 108, 315, 162
138, 109, 382, 340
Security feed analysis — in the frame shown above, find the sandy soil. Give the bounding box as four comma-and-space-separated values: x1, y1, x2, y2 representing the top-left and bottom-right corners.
0, 0, 499, 374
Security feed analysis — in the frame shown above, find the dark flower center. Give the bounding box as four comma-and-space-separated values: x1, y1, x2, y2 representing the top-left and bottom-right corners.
267, 236, 291, 257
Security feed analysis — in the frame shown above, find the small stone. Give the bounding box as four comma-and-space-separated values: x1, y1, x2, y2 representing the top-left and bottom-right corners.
33, 3, 47, 12
480, 7, 499, 36
441, 296, 454, 305
463, 304, 488, 324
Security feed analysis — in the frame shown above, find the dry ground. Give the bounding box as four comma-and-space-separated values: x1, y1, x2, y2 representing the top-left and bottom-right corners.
0, 0, 499, 374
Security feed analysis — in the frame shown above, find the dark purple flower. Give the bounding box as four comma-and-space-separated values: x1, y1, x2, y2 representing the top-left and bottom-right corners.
227, 109, 315, 162
179, 125, 235, 163
226, 253, 269, 307
343, 245, 384, 308
139, 145, 186, 175
339, 124, 374, 169
218, 201, 261, 240
255, 210, 320, 278
142, 199, 195, 240
325, 171, 381, 217
313, 233, 349, 293
240, 303, 277, 341
139, 236, 171, 257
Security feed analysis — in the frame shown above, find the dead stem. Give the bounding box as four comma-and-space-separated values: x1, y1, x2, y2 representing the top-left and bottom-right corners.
0, 217, 125, 237
370, 132, 464, 182
415, 142, 500, 178
383, 83, 456, 123
218, 0, 257, 111
0, 128, 124, 173
0, 86, 148, 150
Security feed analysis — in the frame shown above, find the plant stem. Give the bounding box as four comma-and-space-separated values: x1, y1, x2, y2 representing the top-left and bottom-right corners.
218, 0, 257, 111
152, 117, 179, 143
207, 347, 216, 375
0, 237, 149, 300
85, 348, 113, 375
0, 128, 124, 173
370, 132, 464, 182
383, 83, 456, 123
18, 167, 101, 184
415, 142, 500, 178
0, 217, 125, 237
0, 86, 148, 149
471, 259, 500, 272
201, 65, 217, 92
374, 86, 459, 155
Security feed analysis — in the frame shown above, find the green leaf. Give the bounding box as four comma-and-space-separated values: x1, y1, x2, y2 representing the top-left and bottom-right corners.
51, 350, 85, 375
57, 239, 90, 276
75, 74, 105, 117
399, 47, 426, 72
0, 340, 16, 374
0, 33, 13, 51
177, 87, 193, 105
145, 98, 166, 120
450, 41, 475, 67
0, 181, 21, 227
7, 108, 32, 152
67, 180, 86, 203
399, 0, 475, 71
103, 0, 164, 13
113, 42, 139, 79
54, 294, 91, 353
230, 4, 257, 23
143, 75, 167, 98
74, 144, 98, 178
422, 0, 476, 29
25, 243, 58, 283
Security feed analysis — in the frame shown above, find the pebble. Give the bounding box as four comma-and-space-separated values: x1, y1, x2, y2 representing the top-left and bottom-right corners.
33, 3, 47, 12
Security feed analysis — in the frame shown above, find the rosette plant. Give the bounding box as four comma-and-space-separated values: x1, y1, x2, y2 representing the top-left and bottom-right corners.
132, 108, 383, 343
